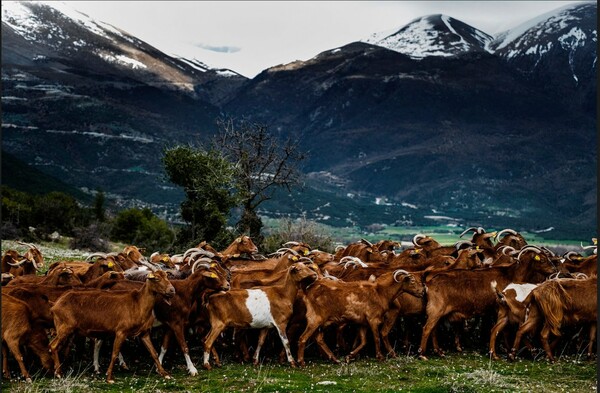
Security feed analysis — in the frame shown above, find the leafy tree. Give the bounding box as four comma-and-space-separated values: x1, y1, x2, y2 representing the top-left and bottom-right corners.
94, 189, 106, 222
162, 145, 238, 249
213, 117, 306, 245
110, 208, 175, 252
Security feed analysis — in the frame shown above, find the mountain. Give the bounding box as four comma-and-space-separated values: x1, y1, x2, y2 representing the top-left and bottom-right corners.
363, 14, 493, 58
1, 1, 247, 215
489, 1, 596, 113
1, 1, 596, 239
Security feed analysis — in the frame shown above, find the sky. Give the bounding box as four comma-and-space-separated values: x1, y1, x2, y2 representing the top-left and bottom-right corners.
59, 1, 583, 78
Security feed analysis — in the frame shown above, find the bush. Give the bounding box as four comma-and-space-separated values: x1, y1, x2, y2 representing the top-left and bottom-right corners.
70, 223, 111, 252
111, 208, 175, 252
262, 216, 334, 254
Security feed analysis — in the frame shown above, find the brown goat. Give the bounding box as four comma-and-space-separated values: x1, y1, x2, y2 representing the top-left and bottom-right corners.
2, 243, 44, 276
513, 277, 597, 362
2, 293, 53, 382
49, 270, 175, 383
202, 262, 318, 369
417, 246, 558, 359
296, 269, 425, 366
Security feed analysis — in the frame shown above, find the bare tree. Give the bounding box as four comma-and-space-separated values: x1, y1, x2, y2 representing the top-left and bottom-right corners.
213, 117, 306, 244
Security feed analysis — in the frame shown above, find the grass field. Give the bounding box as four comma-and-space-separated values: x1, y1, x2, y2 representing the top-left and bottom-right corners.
1, 352, 596, 392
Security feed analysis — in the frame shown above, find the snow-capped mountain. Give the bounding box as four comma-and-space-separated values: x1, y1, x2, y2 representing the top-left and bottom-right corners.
1, 1, 245, 102
489, 1, 596, 113
489, 1, 596, 77
363, 14, 493, 58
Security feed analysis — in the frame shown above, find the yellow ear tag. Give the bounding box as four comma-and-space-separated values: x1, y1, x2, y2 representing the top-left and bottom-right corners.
163, 256, 170, 262
594, 238, 598, 245
292, 256, 298, 261
304, 250, 309, 256
534, 255, 541, 261
108, 261, 114, 268
210, 273, 217, 278
475, 246, 480, 250
211, 263, 216, 268
414, 249, 420, 254
147, 273, 155, 279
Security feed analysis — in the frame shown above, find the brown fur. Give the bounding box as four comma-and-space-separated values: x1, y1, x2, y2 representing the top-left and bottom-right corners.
49, 270, 175, 382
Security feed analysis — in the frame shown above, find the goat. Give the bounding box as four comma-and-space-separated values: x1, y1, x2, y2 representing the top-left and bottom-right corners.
2, 293, 53, 382
100, 261, 230, 375
202, 262, 318, 370
49, 270, 175, 383
417, 246, 558, 359
488, 280, 538, 359
510, 277, 597, 362
2, 243, 44, 276
7, 264, 83, 287
296, 269, 425, 366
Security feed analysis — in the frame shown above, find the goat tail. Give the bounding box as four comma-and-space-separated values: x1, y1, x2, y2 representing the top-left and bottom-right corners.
490, 280, 505, 304
534, 281, 572, 337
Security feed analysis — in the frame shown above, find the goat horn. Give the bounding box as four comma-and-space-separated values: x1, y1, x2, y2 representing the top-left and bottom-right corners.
360, 238, 373, 247
562, 251, 578, 261
454, 241, 473, 250
459, 228, 479, 238
282, 241, 300, 247
150, 252, 159, 259
495, 229, 518, 240
139, 259, 159, 272
582, 245, 597, 250
85, 253, 107, 262
297, 257, 313, 263
277, 248, 299, 256
7, 258, 28, 267
323, 270, 339, 281
335, 245, 345, 252
477, 227, 486, 234
540, 246, 556, 257
517, 246, 543, 261
17, 241, 38, 250
191, 260, 213, 274
351, 257, 368, 268
412, 234, 426, 245
499, 246, 517, 256
393, 269, 410, 282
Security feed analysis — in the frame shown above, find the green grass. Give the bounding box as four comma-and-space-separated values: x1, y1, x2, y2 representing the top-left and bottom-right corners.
1, 353, 596, 392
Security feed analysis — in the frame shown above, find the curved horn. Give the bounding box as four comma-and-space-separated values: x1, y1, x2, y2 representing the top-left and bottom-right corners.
562, 251, 579, 261
477, 227, 486, 234
335, 245, 345, 252
6, 258, 28, 267
297, 257, 313, 263
277, 248, 299, 256
393, 269, 410, 282
454, 241, 474, 250
350, 256, 368, 268
517, 245, 543, 261
323, 270, 339, 281
139, 259, 158, 272
459, 227, 479, 238
85, 252, 108, 262
495, 229, 518, 240
499, 246, 517, 256
17, 241, 38, 250
360, 238, 373, 247
540, 246, 556, 257
412, 234, 426, 246
191, 259, 213, 274
282, 241, 300, 247
582, 245, 597, 250
150, 252, 159, 259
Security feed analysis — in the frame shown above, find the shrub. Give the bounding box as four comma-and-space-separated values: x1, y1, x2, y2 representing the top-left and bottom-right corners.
70, 223, 111, 252
110, 208, 175, 252
262, 216, 334, 254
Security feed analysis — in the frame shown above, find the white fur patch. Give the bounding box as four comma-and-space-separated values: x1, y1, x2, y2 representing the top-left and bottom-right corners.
245, 289, 274, 328
503, 283, 538, 302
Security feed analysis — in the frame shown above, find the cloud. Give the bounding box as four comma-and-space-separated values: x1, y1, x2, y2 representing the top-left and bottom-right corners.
194, 43, 241, 53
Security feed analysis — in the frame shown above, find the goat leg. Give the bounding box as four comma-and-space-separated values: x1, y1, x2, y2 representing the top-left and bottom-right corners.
346, 326, 368, 362
140, 332, 170, 379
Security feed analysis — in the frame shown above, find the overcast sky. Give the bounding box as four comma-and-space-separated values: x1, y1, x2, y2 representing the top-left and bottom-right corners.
63, 1, 583, 78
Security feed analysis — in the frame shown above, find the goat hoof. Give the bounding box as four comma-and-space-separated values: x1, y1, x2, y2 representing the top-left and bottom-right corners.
25, 377, 32, 383
418, 355, 428, 361
456, 347, 463, 353
289, 361, 297, 368
203, 364, 212, 371
164, 374, 172, 380
188, 368, 198, 377
388, 351, 398, 358
107, 379, 115, 384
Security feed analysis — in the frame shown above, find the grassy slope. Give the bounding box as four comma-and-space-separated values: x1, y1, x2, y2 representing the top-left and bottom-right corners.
1, 354, 596, 392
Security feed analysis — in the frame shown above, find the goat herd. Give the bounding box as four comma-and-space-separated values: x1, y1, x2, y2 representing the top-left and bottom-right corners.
1, 228, 597, 384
